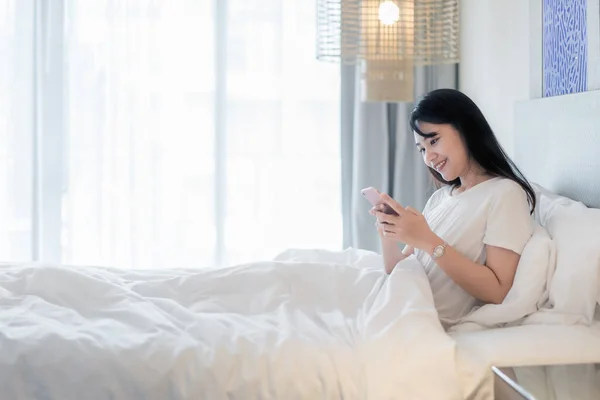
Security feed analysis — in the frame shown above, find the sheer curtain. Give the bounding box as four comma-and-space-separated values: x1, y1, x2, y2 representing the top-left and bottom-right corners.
0, 0, 35, 262
0, 0, 342, 269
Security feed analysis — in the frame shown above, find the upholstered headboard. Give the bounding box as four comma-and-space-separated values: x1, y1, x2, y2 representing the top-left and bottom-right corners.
514, 90, 600, 208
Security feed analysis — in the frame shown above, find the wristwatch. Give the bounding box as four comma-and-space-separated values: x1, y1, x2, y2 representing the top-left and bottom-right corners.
432, 242, 447, 259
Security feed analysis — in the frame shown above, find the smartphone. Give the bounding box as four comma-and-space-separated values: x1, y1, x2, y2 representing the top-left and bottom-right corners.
361, 187, 398, 216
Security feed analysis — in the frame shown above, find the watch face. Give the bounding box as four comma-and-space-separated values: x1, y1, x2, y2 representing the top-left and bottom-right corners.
433, 245, 444, 258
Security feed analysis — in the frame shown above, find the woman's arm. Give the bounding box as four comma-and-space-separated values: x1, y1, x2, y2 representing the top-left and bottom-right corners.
421, 236, 520, 304
375, 193, 521, 304
380, 236, 413, 274
371, 204, 414, 273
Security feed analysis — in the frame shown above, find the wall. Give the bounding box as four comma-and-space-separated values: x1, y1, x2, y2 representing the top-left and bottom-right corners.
458, 0, 532, 158
460, 0, 600, 158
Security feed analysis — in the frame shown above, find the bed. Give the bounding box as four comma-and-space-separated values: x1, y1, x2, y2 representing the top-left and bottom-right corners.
1, 92, 599, 399
451, 89, 600, 399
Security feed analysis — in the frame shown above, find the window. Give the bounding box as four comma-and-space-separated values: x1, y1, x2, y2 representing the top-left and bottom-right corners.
0, 0, 341, 268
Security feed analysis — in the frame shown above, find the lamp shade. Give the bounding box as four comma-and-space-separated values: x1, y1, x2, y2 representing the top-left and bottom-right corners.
316, 0, 460, 65
316, 0, 459, 102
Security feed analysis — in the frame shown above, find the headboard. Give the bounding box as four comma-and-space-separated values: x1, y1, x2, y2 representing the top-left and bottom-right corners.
514, 90, 600, 209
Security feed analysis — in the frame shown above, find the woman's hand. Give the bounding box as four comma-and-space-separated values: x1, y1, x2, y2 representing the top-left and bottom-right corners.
371, 193, 440, 251
369, 204, 395, 240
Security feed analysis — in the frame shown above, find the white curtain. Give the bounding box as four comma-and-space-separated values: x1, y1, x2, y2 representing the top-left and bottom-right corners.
341, 65, 457, 252
0, 0, 35, 262
0, 0, 342, 269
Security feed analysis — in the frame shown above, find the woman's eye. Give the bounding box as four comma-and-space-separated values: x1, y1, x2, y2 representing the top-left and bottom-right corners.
419, 148, 425, 154
430, 138, 439, 146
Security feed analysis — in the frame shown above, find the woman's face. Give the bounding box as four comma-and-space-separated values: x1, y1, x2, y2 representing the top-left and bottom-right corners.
414, 121, 470, 182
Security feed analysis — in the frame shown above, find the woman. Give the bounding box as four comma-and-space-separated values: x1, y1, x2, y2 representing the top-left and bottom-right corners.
370, 88, 535, 328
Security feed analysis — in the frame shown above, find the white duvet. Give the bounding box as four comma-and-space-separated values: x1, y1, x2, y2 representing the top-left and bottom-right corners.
0, 249, 463, 400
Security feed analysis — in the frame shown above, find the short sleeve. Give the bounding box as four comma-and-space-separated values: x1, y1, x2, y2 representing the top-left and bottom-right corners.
482, 181, 534, 255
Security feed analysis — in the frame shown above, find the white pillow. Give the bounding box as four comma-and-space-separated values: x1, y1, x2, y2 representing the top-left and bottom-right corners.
456, 223, 556, 328
534, 189, 600, 323
531, 183, 576, 224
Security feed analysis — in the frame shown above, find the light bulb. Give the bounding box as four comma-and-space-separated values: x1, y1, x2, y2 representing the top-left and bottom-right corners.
378, 1, 400, 26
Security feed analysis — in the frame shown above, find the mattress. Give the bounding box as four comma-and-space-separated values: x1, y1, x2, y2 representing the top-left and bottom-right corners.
451, 322, 600, 399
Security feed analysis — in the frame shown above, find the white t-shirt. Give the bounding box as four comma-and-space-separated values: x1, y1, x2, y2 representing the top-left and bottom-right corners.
415, 177, 535, 328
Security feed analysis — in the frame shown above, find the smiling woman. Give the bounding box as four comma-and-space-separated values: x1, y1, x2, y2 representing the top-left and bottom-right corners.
409, 89, 536, 206
371, 89, 537, 328
414, 122, 472, 187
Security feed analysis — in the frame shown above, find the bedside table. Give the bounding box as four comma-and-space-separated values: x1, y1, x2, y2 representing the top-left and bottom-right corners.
492, 363, 600, 400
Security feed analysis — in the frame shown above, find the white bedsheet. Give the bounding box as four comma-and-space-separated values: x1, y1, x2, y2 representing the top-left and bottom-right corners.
0, 251, 463, 399
452, 323, 600, 399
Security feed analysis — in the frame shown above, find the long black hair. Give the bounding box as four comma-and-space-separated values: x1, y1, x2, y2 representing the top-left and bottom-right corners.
409, 88, 536, 213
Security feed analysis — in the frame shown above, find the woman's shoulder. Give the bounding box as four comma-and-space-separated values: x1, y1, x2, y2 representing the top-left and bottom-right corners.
485, 177, 532, 218
488, 177, 528, 199
460, 177, 530, 213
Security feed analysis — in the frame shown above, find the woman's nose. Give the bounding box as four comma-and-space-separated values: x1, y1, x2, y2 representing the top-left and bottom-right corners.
425, 151, 436, 165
